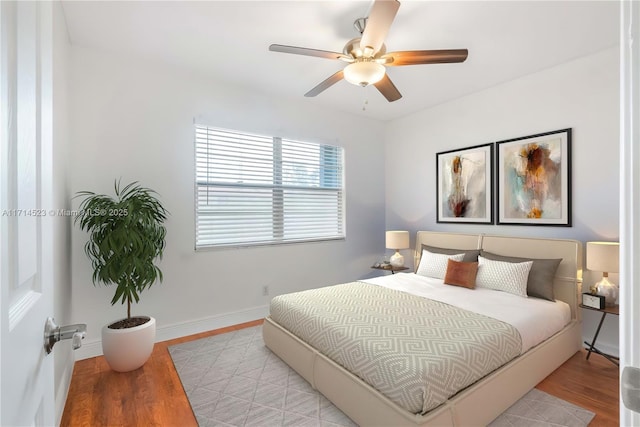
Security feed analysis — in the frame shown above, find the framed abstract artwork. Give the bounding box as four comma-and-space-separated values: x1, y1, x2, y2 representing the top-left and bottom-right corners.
496, 128, 572, 226
436, 143, 493, 224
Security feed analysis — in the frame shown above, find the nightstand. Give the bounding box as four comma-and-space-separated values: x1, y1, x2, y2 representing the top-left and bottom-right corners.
579, 303, 619, 366
371, 265, 409, 274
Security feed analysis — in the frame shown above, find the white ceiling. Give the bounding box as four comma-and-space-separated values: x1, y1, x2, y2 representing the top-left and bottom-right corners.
60, 1, 620, 122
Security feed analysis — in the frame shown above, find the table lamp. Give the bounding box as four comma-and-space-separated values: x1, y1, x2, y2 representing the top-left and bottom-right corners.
586, 241, 619, 306
386, 231, 410, 267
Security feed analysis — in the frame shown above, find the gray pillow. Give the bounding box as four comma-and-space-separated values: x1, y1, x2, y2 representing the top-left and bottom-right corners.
479, 250, 562, 301
422, 244, 480, 263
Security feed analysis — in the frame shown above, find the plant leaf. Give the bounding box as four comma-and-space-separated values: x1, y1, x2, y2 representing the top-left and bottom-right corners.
74, 180, 169, 319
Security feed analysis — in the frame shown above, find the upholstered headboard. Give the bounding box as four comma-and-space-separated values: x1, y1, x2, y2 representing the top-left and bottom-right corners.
414, 231, 583, 319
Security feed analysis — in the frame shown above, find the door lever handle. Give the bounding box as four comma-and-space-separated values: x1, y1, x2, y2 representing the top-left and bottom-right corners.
622, 366, 640, 413
72, 331, 85, 350
44, 317, 87, 354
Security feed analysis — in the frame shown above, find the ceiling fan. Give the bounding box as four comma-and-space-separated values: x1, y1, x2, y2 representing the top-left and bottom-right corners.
269, 0, 468, 102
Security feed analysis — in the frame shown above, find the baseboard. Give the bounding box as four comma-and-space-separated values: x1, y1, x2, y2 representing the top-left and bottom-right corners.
155, 305, 269, 343
74, 305, 269, 360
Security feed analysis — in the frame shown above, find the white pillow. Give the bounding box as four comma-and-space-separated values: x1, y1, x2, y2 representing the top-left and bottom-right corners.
416, 249, 465, 279
476, 256, 533, 297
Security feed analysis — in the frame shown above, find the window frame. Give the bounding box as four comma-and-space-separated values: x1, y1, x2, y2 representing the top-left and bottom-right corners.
194, 125, 346, 250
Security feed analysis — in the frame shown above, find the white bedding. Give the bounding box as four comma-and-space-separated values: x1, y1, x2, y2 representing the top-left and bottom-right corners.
363, 272, 571, 353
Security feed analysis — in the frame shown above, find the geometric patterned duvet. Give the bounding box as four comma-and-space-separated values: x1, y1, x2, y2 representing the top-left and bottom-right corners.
269, 282, 522, 414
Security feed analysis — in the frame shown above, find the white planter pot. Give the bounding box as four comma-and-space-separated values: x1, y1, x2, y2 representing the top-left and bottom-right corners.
101, 316, 156, 372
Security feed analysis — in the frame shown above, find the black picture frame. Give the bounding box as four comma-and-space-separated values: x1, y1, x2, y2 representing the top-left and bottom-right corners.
496, 128, 572, 226
436, 143, 493, 224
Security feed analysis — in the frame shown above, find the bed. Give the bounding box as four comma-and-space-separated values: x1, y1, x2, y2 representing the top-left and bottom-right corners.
263, 231, 583, 426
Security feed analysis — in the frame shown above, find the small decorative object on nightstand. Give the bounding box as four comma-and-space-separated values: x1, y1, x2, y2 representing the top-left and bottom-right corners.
371, 263, 409, 274
386, 230, 409, 267
581, 292, 605, 310
586, 241, 619, 306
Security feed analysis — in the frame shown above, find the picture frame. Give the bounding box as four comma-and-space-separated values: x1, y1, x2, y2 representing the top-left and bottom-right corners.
436, 143, 493, 224
496, 128, 572, 226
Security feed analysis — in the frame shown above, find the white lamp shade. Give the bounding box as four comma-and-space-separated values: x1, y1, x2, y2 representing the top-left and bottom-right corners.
586, 241, 619, 273
343, 61, 385, 87
385, 231, 409, 250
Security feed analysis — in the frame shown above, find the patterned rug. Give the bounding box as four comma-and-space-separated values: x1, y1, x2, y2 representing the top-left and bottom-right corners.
168, 325, 595, 427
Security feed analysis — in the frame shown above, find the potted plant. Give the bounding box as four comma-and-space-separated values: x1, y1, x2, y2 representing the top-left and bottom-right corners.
75, 180, 168, 372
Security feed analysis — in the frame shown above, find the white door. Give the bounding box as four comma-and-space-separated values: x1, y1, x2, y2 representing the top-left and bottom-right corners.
0, 1, 55, 426
620, 0, 640, 425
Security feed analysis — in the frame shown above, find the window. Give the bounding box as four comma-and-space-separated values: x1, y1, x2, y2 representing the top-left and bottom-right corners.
195, 125, 345, 248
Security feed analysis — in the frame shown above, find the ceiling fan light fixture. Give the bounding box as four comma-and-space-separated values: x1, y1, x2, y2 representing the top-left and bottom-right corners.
269, 0, 466, 102
343, 61, 385, 87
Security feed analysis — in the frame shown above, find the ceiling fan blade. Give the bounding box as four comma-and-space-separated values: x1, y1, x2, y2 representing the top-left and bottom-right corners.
305, 70, 345, 97
374, 74, 402, 102
269, 44, 346, 60
385, 49, 469, 66
360, 0, 400, 55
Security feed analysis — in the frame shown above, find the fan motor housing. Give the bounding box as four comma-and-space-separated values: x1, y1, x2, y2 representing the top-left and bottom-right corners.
343, 38, 386, 58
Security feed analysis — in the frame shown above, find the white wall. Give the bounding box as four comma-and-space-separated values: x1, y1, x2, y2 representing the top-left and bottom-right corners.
68, 47, 386, 357
385, 47, 620, 355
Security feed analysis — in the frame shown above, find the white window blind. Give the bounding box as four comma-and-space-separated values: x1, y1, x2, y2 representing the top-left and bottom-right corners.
195, 125, 345, 248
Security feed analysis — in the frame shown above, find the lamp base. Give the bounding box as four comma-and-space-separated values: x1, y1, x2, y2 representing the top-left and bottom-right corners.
390, 250, 404, 268
595, 276, 618, 306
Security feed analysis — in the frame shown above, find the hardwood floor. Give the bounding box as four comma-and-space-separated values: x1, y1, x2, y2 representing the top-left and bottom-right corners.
537, 349, 619, 426
61, 319, 619, 426
60, 320, 263, 427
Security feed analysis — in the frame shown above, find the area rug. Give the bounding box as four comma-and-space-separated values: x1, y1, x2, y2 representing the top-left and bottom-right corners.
168, 325, 595, 427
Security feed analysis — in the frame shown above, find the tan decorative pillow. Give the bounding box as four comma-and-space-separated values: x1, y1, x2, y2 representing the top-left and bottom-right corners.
422, 244, 480, 262
443, 259, 478, 289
